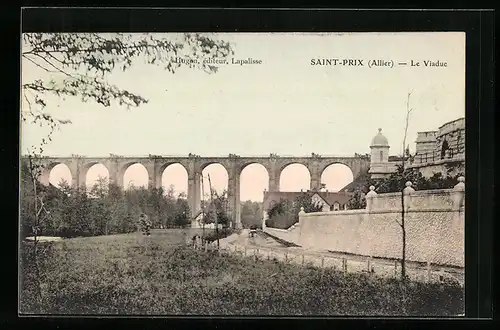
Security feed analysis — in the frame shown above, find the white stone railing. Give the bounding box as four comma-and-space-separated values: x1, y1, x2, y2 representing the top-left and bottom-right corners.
365, 176, 465, 213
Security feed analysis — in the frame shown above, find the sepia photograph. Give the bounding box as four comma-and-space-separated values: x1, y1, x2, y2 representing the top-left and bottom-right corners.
19, 31, 466, 316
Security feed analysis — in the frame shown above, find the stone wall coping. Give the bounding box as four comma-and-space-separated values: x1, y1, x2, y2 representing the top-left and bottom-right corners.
301, 209, 367, 217
265, 228, 290, 233
408, 189, 454, 195
369, 208, 455, 214
266, 226, 301, 233
25, 154, 368, 160
301, 207, 457, 218
371, 189, 453, 198
437, 117, 465, 136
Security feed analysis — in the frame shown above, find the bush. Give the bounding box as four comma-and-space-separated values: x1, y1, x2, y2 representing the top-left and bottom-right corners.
266, 194, 322, 229
202, 228, 235, 243
20, 173, 191, 239
19, 240, 57, 313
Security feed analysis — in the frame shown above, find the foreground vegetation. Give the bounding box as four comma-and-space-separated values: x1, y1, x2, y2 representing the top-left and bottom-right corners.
265, 193, 323, 229
20, 230, 464, 316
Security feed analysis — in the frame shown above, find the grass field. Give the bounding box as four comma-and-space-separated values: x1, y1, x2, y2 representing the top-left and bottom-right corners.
20, 230, 464, 316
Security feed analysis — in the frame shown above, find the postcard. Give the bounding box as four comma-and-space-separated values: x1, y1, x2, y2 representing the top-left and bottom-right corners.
20, 31, 465, 316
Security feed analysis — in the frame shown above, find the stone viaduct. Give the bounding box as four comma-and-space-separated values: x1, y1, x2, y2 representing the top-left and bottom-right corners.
32, 153, 370, 228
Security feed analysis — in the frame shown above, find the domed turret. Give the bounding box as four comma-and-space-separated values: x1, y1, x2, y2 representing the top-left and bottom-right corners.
371, 128, 389, 147
369, 128, 395, 179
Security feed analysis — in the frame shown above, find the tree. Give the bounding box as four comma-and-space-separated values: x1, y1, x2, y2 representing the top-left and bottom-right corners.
398, 90, 414, 282
20, 33, 234, 298
346, 190, 367, 210
157, 185, 178, 227
21, 33, 234, 149
173, 198, 191, 228
203, 189, 230, 227
21, 152, 54, 308
147, 187, 165, 228
266, 198, 293, 228
241, 200, 263, 228
266, 193, 323, 229
89, 176, 109, 199
20, 32, 234, 232
293, 193, 324, 215
376, 165, 427, 194
21, 33, 234, 228
88, 177, 112, 235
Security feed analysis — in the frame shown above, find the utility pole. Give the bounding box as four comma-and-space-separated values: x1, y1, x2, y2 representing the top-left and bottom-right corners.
208, 173, 219, 249
201, 173, 206, 238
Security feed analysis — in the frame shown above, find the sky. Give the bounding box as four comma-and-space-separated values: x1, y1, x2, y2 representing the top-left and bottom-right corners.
21, 32, 465, 201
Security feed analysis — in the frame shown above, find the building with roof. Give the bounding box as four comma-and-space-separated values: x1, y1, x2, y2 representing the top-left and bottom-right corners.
191, 208, 229, 229
262, 190, 352, 222
407, 117, 465, 178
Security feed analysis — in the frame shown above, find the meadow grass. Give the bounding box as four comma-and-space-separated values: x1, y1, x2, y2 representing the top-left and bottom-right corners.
20, 230, 464, 316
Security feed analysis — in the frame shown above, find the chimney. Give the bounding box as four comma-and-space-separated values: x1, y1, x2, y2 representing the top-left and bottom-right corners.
300, 189, 303, 192
326, 189, 328, 193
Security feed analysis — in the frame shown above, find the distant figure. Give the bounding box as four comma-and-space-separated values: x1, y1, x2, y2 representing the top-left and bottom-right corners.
183, 232, 190, 245
249, 224, 258, 238
139, 213, 151, 236
191, 234, 200, 248
191, 234, 204, 249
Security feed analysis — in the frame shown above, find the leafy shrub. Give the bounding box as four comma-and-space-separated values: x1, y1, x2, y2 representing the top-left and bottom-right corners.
202, 228, 235, 243
19, 241, 57, 313
266, 194, 323, 229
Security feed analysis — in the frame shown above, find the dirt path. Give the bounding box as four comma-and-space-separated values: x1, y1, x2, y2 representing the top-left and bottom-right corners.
224, 230, 463, 274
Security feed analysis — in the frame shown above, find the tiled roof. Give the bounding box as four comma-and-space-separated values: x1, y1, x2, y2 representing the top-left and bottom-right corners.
313, 191, 351, 205
338, 169, 371, 193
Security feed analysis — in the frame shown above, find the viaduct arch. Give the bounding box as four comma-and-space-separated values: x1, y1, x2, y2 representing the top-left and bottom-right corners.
31, 154, 370, 229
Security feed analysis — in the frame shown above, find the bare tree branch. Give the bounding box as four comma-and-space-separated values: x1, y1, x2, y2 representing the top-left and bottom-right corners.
402, 90, 414, 161
31, 53, 73, 77
23, 94, 33, 114
21, 32, 233, 157
22, 55, 54, 73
